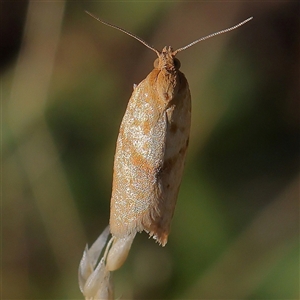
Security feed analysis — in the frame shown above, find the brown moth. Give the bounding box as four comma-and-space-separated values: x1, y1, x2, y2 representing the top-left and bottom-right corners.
79, 13, 253, 298
86, 12, 252, 247
111, 46, 191, 246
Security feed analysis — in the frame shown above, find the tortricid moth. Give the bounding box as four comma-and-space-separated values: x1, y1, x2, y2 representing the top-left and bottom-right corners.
78, 13, 253, 298
86, 12, 253, 247
111, 44, 191, 246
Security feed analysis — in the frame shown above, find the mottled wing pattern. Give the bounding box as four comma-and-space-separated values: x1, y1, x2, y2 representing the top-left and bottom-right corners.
110, 76, 167, 238
149, 79, 191, 245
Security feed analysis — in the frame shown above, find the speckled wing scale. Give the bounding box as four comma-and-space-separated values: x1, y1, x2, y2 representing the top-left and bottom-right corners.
79, 13, 253, 299
110, 46, 191, 246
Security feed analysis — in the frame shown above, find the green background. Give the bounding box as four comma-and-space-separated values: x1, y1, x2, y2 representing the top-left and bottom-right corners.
2, 1, 299, 299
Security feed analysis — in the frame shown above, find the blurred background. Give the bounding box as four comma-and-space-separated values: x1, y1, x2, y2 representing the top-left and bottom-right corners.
2, 1, 299, 299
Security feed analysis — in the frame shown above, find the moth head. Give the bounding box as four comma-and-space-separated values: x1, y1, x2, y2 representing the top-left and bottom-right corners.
154, 46, 181, 71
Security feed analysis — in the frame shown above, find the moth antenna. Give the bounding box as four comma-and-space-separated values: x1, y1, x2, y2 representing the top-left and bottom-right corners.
173, 17, 253, 55
85, 11, 160, 56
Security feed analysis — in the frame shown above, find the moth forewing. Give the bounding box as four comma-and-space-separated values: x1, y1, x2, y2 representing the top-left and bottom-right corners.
110, 76, 166, 237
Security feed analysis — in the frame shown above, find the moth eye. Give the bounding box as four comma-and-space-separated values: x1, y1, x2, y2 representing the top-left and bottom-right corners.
174, 58, 181, 69
154, 58, 159, 68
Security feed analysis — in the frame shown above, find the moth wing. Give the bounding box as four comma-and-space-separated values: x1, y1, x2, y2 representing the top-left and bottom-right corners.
109, 77, 167, 237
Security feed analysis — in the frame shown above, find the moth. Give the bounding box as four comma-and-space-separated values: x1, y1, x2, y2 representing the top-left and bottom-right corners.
79, 13, 253, 298
86, 12, 253, 247
111, 45, 190, 247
